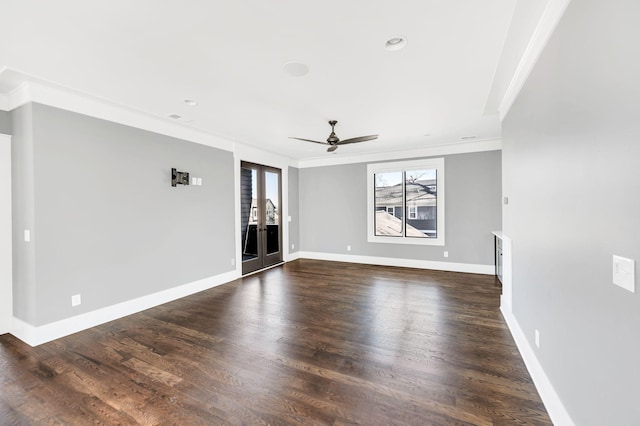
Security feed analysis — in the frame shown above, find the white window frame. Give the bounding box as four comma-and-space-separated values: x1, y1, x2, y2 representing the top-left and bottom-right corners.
408, 206, 417, 220
367, 157, 445, 246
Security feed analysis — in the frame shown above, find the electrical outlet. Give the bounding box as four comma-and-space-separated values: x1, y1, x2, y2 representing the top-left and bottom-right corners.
24, 230, 31, 242
444, 251, 449, 258
197, 178, 202, 185
71, 294, 81, 307
535, 329, 540, 348
347, 245, 351, 251
291, 243, 295, 250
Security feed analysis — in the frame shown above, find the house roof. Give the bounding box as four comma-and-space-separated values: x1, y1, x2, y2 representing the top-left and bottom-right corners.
375, 179, 436, 207
375, 211, 426, 237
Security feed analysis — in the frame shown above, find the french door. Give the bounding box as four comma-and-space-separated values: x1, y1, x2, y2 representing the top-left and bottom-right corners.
241, 161, 282, 275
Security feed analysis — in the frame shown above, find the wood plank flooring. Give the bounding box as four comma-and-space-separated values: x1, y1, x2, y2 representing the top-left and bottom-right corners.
0, 260, 552, 425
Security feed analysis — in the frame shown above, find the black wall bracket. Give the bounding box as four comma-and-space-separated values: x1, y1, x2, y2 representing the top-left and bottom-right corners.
171, 168, 190, 187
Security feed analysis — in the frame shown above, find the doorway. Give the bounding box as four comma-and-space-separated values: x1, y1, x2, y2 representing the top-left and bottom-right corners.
241, 161, 282, 275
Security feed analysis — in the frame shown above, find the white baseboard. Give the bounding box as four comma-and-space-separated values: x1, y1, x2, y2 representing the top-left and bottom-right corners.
10, 270, 240, 347
297, 251, 494, 275
500, 305, 575, 426
286, 251, 301, 262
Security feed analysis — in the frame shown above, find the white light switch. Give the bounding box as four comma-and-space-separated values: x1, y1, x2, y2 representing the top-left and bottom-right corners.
613, 255, 635, 293
191, 177, 197, 185
24, 229, 30, 242
196, 178, 202, 185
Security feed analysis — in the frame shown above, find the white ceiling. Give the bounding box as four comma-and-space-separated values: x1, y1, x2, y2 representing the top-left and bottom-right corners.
0, 0, 552, 161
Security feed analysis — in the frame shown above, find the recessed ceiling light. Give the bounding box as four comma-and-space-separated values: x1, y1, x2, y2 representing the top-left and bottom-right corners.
385, 36, 407, 51
184, 99, 198, 106
168, 114, 192, 123
283, 61, 309, 77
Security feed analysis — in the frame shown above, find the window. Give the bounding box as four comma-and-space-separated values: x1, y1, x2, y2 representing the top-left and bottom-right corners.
367, 158, 445, 246
408, 206, 417, 220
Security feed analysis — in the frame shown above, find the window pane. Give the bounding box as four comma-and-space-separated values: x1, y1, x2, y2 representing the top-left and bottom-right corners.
405, 169, 437, 238
265, 171, 280, 254
374, 172, 403, 236
242, 168, 258, 261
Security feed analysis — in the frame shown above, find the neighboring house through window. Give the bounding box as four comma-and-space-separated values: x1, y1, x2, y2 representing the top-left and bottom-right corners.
367, 157, 445, 246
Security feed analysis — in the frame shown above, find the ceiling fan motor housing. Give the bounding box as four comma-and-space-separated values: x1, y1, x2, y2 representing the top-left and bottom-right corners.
289, 119, 377, 152
327, 120, 339, 144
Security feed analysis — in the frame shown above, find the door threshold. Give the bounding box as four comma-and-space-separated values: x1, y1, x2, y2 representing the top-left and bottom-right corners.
242, 261, 285, 277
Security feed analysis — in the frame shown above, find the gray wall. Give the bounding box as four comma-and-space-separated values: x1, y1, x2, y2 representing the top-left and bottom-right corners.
11, 104, 36, 323
13, 103, 235, 326
288, 166, 299, 253
0, 110, 11, 134
502, 0, 640, 423
299, 151, 501, 266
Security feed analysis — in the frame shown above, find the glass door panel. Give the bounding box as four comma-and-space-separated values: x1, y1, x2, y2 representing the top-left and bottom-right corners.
265, 171, 280, 256
241, 167, 258, 262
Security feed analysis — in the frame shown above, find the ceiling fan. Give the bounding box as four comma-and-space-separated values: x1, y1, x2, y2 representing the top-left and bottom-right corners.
290, 120, 378, 152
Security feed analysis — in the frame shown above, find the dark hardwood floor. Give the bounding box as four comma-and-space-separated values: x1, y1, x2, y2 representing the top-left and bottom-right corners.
0, 259, 551, 425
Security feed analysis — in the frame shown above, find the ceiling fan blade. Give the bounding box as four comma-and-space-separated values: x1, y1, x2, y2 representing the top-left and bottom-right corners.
336, 135, 378, 145
327, 145, 339, 152
289, 137, 328, 145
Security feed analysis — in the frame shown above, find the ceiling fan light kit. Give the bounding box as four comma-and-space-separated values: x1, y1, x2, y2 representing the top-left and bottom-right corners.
290, 120, 378, 153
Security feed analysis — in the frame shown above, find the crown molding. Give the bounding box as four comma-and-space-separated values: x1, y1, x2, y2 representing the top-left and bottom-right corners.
0, 94, 8, 111
233, 141, 299, 169
1, 68, 500, 166
5, 81, 31, 110
0, 72, 235, 153
296, 138, 502, 169
499, 0, 572, 121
